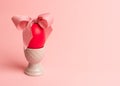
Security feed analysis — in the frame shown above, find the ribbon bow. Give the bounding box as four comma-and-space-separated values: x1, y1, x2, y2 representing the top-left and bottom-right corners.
12, 13, 53, 48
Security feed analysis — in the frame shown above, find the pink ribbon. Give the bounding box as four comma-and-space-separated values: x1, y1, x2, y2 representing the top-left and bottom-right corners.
12, 13, 53, 48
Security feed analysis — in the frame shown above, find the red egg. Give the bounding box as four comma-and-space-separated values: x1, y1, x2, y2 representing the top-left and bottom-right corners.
27, 23, 45, 49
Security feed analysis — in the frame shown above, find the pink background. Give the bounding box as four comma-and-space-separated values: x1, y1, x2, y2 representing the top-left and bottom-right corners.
0, 0, 120, 86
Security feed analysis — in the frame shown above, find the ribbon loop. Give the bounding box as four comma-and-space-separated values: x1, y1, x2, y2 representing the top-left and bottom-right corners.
37, 13, 53, 29
12, 15, 31, 30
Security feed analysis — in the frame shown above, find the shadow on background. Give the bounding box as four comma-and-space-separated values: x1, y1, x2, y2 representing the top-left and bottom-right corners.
0, 51, 27, 74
